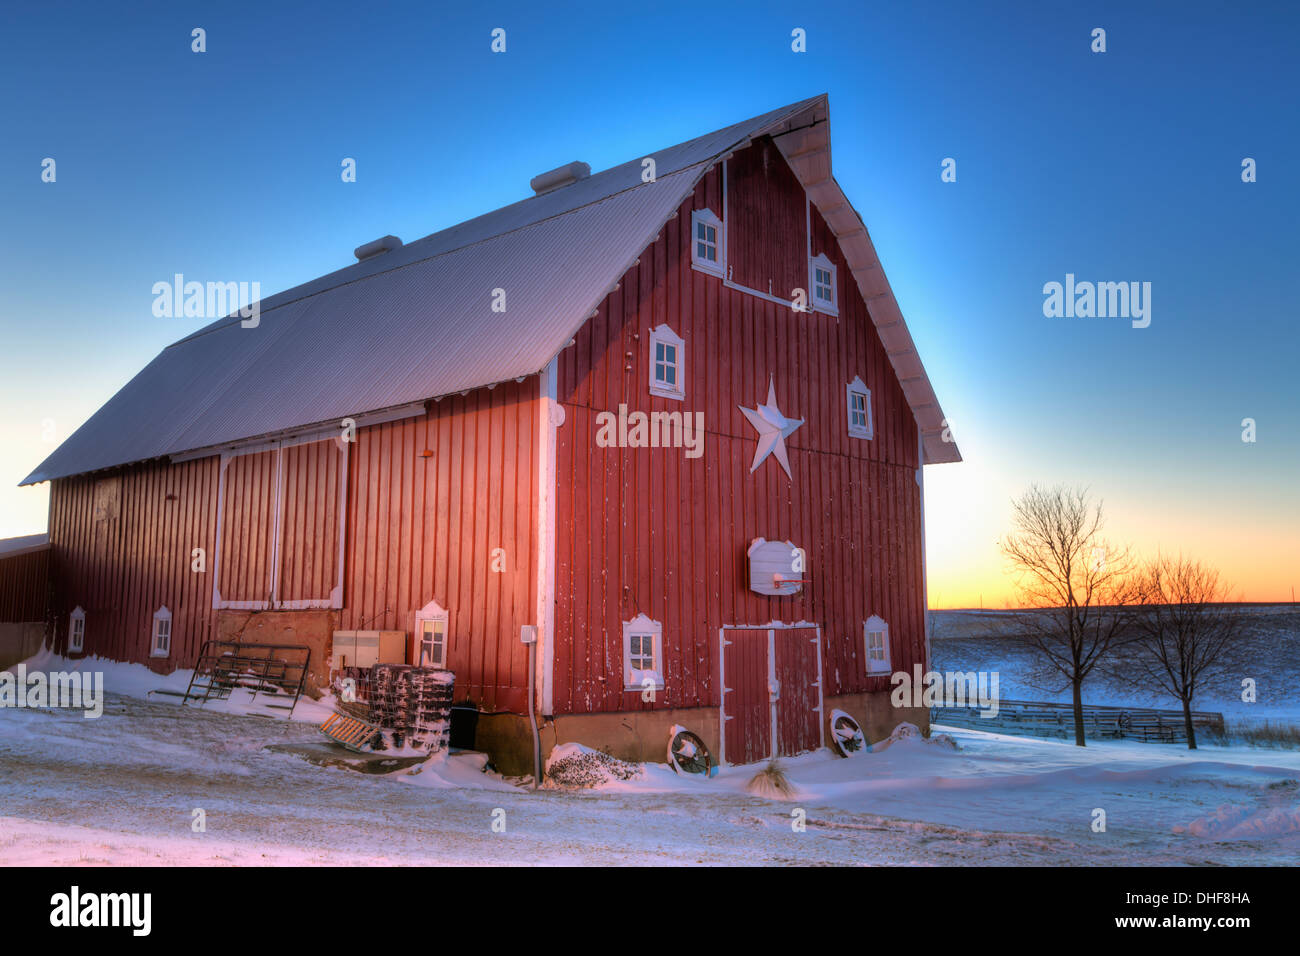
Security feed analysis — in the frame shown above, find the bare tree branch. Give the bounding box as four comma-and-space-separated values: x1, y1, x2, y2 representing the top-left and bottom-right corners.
1115, 554, 1241, 749
998, 485, 1138, 745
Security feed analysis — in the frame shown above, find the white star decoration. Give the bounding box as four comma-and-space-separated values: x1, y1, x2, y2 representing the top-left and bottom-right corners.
738, 377, 804, 479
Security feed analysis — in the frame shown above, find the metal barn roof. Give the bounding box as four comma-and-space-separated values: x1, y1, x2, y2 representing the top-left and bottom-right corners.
22, 94, 959, 486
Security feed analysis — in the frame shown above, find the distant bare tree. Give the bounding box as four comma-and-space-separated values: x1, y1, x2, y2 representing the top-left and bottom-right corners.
999, 485, 1138, 746
1125, 555, 1240, 749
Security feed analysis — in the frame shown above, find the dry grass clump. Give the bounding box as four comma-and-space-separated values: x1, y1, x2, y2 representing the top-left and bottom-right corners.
745, 758, 797, 798
1225, 721, 1300, 749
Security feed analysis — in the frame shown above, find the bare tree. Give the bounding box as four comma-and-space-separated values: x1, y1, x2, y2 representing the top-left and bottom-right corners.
1125, 555, 1240, 749
999, 485, 1137, 746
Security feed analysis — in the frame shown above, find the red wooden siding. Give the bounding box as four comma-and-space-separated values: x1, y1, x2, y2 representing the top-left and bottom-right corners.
46, 380, 540, 708
217, 450, 277, 603
0, 547, 50, 623
721, 630, 771, 765
774, 628, 821, 757
726, 136, 808, 302
48, 457, 221, 667
554, 139, 926, 716
336, 381, 538, 713
278, 439, 343, 603
214, 438, 343, 606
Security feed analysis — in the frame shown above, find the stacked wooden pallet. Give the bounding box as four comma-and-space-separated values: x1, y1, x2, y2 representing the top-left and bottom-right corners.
328, 663, 455, 753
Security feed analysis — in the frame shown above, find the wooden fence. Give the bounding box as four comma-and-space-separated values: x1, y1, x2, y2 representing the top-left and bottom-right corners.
931, 698, 1225, 744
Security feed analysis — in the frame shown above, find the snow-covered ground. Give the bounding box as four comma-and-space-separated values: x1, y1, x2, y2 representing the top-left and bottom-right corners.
2, 650, 1298, 865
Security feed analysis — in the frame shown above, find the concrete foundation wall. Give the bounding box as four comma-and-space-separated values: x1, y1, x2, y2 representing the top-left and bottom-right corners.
0, 622, 46, 671
214, 609, 337, 695
474, 712, 542, 777
473, 691, 928, 777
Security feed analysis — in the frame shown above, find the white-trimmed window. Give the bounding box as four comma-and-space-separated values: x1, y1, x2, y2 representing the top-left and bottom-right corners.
68, 606, 85, 654
811, 253, 838, 314
846, 375, 873, 440
648, 324, 685, 400
151, 606, 172, 658
691, 208, 724, 278
622, 613, 664, 691
864, 615, 891, 674
414, 599, 449, 668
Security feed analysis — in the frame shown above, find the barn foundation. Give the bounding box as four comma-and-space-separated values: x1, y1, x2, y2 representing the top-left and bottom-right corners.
472, 691, 926, 778
214, 608, 336, 696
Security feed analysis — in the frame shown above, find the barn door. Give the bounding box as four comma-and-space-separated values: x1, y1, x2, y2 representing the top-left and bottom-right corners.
721, 626, 823, 766
773, 628, 821, 757
721, 629, 772, 766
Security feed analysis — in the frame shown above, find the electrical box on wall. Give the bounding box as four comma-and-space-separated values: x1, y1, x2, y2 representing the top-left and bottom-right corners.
333, 630, 406, 668
520, 625, 537, 645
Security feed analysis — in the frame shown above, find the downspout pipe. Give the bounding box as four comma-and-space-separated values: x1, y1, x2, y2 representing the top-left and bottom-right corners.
527, 636, 541, 789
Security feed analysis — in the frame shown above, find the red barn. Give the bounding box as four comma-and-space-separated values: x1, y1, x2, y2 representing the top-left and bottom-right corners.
21, 95, 959, 773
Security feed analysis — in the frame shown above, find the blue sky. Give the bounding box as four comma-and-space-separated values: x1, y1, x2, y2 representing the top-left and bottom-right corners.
2, 0, 1297, 602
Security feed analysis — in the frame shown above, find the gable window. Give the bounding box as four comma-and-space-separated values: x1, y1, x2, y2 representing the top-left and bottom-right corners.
864, 615, 891, 675
810, 253, 838, 314
691, 208, 724, 278
414, 599, 449, 668
622, 613, 664, 691
68, 607, 85, 654
648, 324, 686, 400
846, 376, 873, 440
151, 606, 172, 658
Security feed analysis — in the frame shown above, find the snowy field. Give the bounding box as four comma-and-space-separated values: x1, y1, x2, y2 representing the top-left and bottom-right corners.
2, 650, 1299, 865
932, 605, 1300, 726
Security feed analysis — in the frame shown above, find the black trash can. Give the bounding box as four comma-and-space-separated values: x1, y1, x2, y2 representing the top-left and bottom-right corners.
449, 701, 479, 750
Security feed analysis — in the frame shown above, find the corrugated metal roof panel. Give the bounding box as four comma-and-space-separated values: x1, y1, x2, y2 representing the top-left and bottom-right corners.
173, 95, 828, 345
23, 157, 722, 484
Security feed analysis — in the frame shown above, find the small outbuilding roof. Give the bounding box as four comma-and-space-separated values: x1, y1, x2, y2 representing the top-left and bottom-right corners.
22, 94, 958, 486
0, 533, 50, 557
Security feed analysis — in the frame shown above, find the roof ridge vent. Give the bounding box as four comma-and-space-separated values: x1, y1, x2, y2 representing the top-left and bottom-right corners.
529, 161, 591, 195
354, 235, 403, 261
